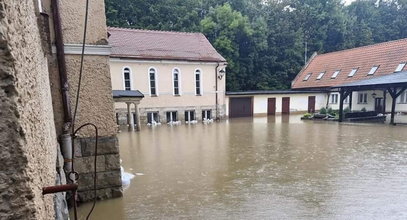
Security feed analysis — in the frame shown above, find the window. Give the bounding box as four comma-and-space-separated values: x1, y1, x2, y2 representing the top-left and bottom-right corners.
147, 112, 159, 124
330, 94, 338, 104
123, 67, 131, 90
173, 68, 180, 95
202, 110, 212, 120
166, 111, 177, 123
395, 62, 406, 72
344, 95, 350, 104
367, 66, 379, 75
303, 73, 312, 81
331, 70, 340, 79
149, 68, 157, 96
195, 69, 202, 95
348, 68, 358, 77
398, 91, 407, 104
358, 93, 368, 104
316, 72, 325, 80
185, 110, 196, 122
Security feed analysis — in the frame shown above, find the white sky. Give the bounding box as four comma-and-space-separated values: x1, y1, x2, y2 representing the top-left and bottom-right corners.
344, 0, 357, 5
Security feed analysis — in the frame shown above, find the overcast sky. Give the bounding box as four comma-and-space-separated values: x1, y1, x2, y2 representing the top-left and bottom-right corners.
344, 0, 356, 5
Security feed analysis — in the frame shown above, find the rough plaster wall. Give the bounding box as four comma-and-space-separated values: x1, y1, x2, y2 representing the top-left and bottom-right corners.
0, 0, 58, 219
66, 55, 118, 137
60, 0, 108, 45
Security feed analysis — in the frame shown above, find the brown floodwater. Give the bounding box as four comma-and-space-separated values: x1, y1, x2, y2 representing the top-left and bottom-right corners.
74, 115, 407, 219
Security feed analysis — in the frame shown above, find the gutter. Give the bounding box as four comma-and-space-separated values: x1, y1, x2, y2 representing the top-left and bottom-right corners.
215, 63, 219, 120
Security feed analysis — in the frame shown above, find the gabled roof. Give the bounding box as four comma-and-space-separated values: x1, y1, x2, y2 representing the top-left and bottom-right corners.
108, 27, 226, 62
291, 38, 407, 89
112, 90, 144, 98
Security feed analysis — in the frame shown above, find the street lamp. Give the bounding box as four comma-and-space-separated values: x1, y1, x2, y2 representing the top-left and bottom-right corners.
218, 68, 226, 80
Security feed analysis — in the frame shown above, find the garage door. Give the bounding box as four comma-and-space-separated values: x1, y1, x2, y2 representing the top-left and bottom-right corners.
229, 97, 253, 118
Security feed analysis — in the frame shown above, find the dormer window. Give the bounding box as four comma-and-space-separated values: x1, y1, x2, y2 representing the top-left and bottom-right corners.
316, 72, 325, 80
395, 62, 406, 72
367, 66, 379, 75
348, 68, 358, 77
303, 73, 312, 81
331, 70, 340, 79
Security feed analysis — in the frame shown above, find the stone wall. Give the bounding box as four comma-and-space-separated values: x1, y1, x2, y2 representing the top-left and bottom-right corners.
0, 1, 60, 219
74, 136, 122, 202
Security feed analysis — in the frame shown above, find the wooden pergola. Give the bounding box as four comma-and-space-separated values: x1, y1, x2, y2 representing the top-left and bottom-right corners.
333, 71, 407, 125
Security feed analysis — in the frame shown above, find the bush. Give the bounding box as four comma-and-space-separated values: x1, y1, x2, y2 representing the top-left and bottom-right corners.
361, 107, 367, 112
319, 107, 327, 114
327, 107, 334, 115
344, 107, 351, 113
303, 113, 312, 118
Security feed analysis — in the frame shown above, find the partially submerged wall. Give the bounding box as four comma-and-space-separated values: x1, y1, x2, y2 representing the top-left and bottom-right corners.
0, 1, 59, 219
51, 0, 122, 201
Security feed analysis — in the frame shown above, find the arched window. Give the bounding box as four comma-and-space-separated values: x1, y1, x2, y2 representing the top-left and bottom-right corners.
173, 68, 180, 95
123, 67, 131, 90
195, 69, 202, 95
149, 68, 157, 96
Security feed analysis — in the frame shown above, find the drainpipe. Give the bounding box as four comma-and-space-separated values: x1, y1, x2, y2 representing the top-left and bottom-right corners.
215, 63, 220, 120
51, 0, 73, 176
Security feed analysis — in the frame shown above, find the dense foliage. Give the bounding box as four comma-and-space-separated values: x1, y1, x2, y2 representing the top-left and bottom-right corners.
105, 0, 407, 91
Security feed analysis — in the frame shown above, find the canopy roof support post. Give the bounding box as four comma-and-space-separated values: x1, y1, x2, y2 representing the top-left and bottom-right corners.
387, 87, 406, 125
339, 89, 351, 122
383, 90, 387, 114
349, 91, 353, 111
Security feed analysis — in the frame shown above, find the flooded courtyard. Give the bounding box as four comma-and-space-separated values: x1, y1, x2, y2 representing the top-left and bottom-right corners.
76, 115, 407, 219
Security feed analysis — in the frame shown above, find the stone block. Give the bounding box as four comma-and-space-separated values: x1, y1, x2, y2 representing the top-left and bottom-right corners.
96, 171, 122, 189
77, 186, 123, 202
81, 136, 119, 156
73, 155, 105, 174
105, 154, 121, 171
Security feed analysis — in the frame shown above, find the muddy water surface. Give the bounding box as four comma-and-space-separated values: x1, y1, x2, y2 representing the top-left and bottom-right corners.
75, 116, 407, 219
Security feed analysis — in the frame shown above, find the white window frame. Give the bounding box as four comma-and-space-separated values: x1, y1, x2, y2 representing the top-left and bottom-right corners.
344, 95, 350, 104
202, 110, 212, 120
331, 70, 340, 79
395, 62, 406, 72
195, 69, 203, 96
398, 90, 407, 104
367, 66, 379, 75
330, 94, 338, 104
122, 67, 133, 90
316, 72, 325, 80
185, 110, 196, 122
147, 112, 159, 124
166, 111, 177, 122
348, 68, 358, 77
172, 68, 182, 96
148, 67, 158, 96
303, 73, 312, 81
358, 92, 368, 104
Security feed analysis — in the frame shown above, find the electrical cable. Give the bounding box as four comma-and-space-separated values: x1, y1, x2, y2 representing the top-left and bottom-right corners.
68, 0, 100, 219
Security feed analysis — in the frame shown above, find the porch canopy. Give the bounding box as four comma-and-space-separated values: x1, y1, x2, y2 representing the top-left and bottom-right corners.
332, 71, 407, 124
112, 90, 144, 131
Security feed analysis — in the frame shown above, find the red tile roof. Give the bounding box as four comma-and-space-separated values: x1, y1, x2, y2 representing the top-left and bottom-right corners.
108, 27, 226, 62
291, 38, 407, 89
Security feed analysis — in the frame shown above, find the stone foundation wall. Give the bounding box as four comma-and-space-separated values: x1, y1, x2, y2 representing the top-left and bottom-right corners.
116, 105, 226, 125
74, 135, 122, 202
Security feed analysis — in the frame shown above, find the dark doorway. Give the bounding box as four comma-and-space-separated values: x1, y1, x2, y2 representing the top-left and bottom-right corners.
282, 97, 290, 114
308, 96, 316, 113
267, 98, 276, 115
229, 97, 253, 118
375, 98, 384, 113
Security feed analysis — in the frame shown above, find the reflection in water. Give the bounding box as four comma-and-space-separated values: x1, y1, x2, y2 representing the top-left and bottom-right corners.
75, 115, 407, 219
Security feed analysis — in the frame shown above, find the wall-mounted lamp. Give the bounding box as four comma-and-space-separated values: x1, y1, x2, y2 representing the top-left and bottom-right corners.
372, 92, 377, 98
218, 68, 226, 80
